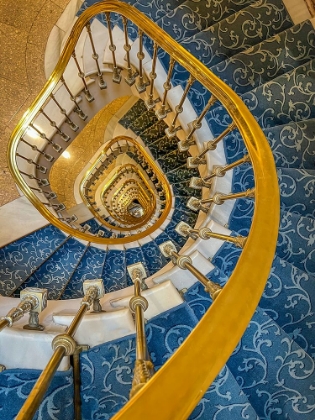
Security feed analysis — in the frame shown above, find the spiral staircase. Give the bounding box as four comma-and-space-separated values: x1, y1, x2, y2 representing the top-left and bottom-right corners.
1, 0, 315, 418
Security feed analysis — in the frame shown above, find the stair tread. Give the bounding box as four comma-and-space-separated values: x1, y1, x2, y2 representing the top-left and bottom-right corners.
140, 120, 168, 145
232, 164, 315, 219
128, 109, 158, 135
141, 240, 168, 275
259, 255, 315, 359
102, 249, 127, 293
184, 0, 293, 68
277, 209, 315, 277
227, 306, 315, 420
158, 0, 260, 45
264, 119, 315, 170
171, 0, 294, 115
224, 119, 315, 170
148, 134, 179, 159
62, 246, 107, 299
211, 20, 315, 95
16, 237, 87, 300
119, 99, 148, 128
0, 367, 74, 420
79, 303, 260, 420
0, 225, 66, 297
207, 57, 315, 137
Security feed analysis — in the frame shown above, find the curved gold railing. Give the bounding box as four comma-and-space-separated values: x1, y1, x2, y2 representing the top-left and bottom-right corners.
79, 136, 170, 231
8, 1, 279, 418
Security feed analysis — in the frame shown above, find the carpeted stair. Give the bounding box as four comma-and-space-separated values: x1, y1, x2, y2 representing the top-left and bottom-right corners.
1, 0, 315, 418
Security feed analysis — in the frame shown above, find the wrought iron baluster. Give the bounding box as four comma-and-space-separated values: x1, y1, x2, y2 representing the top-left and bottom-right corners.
145, 42, 158, 110
105, 12, 122, 84
50, 94, 79, 132
20, 170, 50, 187
16, 153, 47, 174
20, 138, 54, 162
165, 75, 195, 138
40, 108, 71, 142
190, 154, 251, 189
187, 188, 255, 212
160, 242, 222, 300
61, 78, 88, 121
86, 22, 107, 89
72, 51, 94, 102
156, 58, 175, 120
122, 17, 136, 86
28, 123, 62, 152
43, 202, 66, 211
178, 96, 217, 151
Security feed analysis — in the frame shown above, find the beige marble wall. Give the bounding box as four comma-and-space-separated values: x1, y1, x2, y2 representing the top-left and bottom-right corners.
0, 0, 71, 207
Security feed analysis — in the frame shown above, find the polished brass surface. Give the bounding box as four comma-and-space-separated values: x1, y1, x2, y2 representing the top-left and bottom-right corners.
129, 268, 154, 398
165, 245, 222, 300
80, 136, 171, 234
8, 3, 279, 418
198, 228, 247, 249
0, 294, 39, 331
166, 75, 194, 138
100, 164, 155, 227
200, 188, 255, 206
204, 154, 250, 181
0, 319, 9, 332
182, 261, 223, 300
206, 122, 236, 151
16, 288, 96, 419
181, 224, 248, 249
184, 95, 217, 146
16, 346, 66, 420
130, 359, 154, 398
73, 345, 90, 420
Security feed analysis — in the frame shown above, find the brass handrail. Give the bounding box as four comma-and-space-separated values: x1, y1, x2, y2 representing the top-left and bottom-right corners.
8, 1, 279, 418
79, 136, 169, 232
16, 280, 104, 419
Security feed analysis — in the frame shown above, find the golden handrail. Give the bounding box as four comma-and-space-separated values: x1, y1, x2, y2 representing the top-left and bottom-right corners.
79, 136, 170, 232
8, 1, 279, 418
16, 280, 104, 419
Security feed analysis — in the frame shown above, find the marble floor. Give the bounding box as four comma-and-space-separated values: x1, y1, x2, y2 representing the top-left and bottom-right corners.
0, 0, 71, 206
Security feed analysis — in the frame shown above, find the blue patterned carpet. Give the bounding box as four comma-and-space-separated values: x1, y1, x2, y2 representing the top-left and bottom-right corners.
1, 0, 315, 418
